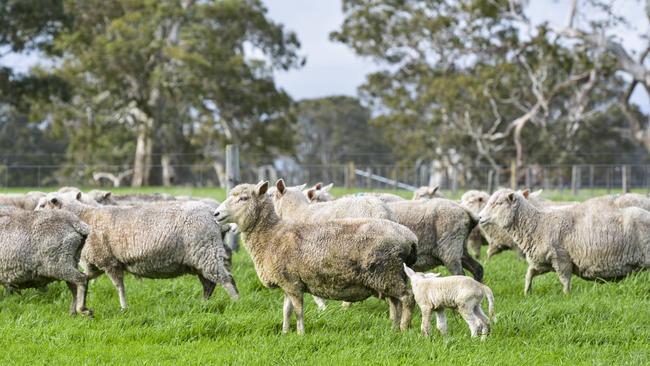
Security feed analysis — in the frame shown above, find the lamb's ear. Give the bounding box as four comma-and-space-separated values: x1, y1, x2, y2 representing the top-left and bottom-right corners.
322, 183, 334, 192
307, 189, 317, 201
76, 191, 82, 201
275, 179, 286, 195
314, 182, 323, 190
522, 189, 530, 199
507, 192, 516, 203
256, 181, 270, 196
403, 264, 416, 278
430, 186, 439, 195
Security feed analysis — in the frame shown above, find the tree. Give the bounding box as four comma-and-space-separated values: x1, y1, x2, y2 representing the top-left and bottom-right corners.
35, 0, 303, 186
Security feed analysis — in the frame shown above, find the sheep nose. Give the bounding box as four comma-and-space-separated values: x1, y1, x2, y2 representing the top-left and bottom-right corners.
213, 210, 220, 218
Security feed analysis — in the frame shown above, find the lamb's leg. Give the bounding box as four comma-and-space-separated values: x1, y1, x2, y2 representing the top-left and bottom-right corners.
288, 293, 305, 335
312, 295, 327, 311
420, 306, 432, 336
474, 305, 490, 341
460, 309, 480, 338
435, 310, 448, 336
105, 268, 127, 311
282, 294, 293, 334
198, 275, 216, 299
399, 293, 414, 331
387, 297, 401, 330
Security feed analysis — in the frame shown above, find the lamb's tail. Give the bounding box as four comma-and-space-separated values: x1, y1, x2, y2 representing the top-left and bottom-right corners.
482, 284, 495, 323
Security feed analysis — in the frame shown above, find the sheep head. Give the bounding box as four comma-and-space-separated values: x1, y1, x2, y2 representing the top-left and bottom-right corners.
214, 181, 273, 232
460, 190, 490, 214
478, 189, 522, 229
269, 179, 310, 217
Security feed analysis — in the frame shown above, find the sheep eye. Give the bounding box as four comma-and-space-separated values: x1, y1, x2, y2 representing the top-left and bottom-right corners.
238, 196, 249, 202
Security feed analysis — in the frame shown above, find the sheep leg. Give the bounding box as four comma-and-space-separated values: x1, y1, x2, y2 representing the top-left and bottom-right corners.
105, 268, 127, 310
459, 307, 480, 338
420, 306, 432, 336
341, 301, 352, 309
387, 297, 402, 330
311, 295, 327, 311
524, 266, 540, 295
474, 305, 490, 341
288, 293, 305, 335
198, 275, 216, 299
201, 271, 240, 301
399, 293, 414, 331
444, 259, 464, 276
60, 267, 92, 317
461, 252, 484, 282
554, 265, 572, 294
282, 294, 293, 334
65, 282, 78, 315
435, 310, 448, 336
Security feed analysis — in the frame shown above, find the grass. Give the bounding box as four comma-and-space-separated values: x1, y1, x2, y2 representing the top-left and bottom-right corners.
1, 187, 649, 365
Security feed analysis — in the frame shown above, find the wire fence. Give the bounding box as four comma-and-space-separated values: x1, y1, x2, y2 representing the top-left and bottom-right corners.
2, 162, 650, 194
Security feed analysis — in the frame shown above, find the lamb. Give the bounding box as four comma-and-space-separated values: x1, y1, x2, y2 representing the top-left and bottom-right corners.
460, 190, 522, 259
478, 189, 650, 294
386, 199, 484, 282
412, 186, 442, 200
214, 181, 418, 334
0, 208, 92, 316
404, 265, 494, 340
37, 191, 239, 310
0, 191, 46, 210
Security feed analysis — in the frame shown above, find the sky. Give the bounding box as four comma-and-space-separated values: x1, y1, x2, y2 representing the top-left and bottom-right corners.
2, 0, 648, 107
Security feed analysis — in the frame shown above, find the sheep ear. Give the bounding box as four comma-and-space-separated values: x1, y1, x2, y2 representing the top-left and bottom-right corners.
507, 192, 516, 203
522, 189, 530, 199
76, 191, 82, 201
322, 183, 333, 192
256, 181, 270, 196
307, 189, 317, 201
103, 191, 112, 199
403, 264, 415, 278
295, 183, 307, 191
275, 179, 286, 195
49, 197, 59, 205
532, 189, 543, 197
429, 186, 439, 195
314, 182, 323, 190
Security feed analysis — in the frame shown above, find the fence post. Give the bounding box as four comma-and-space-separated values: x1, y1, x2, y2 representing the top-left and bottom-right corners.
571, 165, 579, 196
622, 165, 629, 193
525, 166, 531, 188
510, 160, 517, 190
366, 167, 372, 189
347, 162, 356, 188
225, 144, 240, 252
451, 166, 458, 194
487, 169, 494, 193
589, 165, 594, 190
543, 167, 549, 191
495, 168, 501, 190
606, 166, 611, 194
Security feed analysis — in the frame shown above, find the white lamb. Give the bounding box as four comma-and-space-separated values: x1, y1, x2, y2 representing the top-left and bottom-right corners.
404, 264, 494, 340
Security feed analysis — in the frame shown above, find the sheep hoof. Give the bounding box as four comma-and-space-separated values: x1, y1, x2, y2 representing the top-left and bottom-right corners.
81, 308, 94, 318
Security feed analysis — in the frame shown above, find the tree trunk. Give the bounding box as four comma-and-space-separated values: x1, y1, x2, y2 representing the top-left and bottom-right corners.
161, 154, 175, 186
131, 118, 154, 187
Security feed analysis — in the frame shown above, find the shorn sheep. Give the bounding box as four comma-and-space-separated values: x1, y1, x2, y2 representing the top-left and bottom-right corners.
478, 189, 650, 294
214, 181, 418, 334
404, 265, 494, 340
37, 192, 239, 310
0, 208, 93, 316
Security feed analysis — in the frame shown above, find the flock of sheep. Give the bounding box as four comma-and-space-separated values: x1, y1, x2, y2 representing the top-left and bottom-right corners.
1, 181, 649, 340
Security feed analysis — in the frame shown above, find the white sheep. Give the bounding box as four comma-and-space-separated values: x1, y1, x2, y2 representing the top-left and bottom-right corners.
404, 264, 494, 340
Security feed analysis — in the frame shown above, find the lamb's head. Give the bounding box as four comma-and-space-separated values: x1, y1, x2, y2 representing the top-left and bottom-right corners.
412, 186, 441, 200
460, 190, 490, 214
214, 181, 272, 231
304, 182, 334, 203
88, 190, 116, 205
478, 189, 523, 228
404, 264, 441, 284
270, 179, 310, 217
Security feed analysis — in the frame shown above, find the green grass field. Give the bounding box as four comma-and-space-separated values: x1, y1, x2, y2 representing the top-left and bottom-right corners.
1, 187, 649, 365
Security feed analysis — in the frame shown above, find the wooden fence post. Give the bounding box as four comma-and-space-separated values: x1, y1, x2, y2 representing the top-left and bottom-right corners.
225, 144, 240, 251
366, 167, 372, 189
571, 165, 579, 196
622, 165, 629, 193
487, 169, 494, 193
510, 160, 517, 190
451, 166, 458, 194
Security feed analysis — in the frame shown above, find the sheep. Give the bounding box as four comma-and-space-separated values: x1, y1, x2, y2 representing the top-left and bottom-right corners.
478, 189, 650, 294
0, 208, 92, 316
585, 193, 650, 211
37, 191, 239, 310
303, 182, 335, 202
56, 187, 103, 207
460, 190, 522, 259
272, 179, 394, 222
404, 264, 494, 340
0, 191, 46, 210
386, 199, 484, 282
412, 186, 442, 200
214, 181, 418, 334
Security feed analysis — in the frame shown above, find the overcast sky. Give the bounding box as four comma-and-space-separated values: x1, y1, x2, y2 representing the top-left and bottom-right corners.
2, 0, 648, 107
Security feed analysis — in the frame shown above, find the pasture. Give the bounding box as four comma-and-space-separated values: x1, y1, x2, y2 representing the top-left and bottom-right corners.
1, 187, 649, 365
